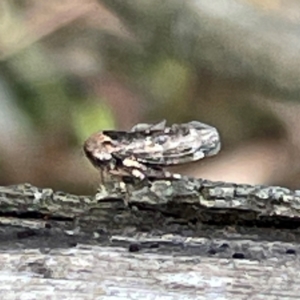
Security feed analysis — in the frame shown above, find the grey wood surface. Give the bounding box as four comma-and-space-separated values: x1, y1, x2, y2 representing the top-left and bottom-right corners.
0, 179, 300, 299
0, 243, 299, 299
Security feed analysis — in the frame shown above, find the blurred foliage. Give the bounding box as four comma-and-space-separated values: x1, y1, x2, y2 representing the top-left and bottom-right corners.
0, 0, 299, 192
72, 100, 114, 143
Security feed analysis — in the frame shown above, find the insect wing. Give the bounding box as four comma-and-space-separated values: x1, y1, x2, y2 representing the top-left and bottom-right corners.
112, 121, 220, 166
130, 120, 166, 132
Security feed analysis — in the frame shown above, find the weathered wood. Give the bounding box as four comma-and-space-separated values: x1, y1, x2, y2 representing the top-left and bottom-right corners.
0, 244, 299, 299
1, 178, 300, 225
1, 179, 300, 298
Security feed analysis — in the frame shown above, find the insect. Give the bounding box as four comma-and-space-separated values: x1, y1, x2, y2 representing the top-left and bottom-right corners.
84, 120, 221, 183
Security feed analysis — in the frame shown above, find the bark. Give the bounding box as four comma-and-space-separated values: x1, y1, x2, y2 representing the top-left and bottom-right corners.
0, 179, 300, 298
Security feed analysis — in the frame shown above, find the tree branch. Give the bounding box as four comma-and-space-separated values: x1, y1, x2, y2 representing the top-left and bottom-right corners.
1, 178, 299, 228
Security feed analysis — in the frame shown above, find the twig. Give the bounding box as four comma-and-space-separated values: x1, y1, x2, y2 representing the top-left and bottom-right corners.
0, 178, 299, 225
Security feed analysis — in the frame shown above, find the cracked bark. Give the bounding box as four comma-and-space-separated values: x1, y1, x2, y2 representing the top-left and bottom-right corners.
1, 178, 300, 299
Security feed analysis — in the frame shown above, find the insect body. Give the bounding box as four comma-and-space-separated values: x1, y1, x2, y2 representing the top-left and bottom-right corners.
84, 120, 220, 181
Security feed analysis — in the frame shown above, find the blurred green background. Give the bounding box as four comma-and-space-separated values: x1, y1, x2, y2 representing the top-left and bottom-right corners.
1, 0, 300, 194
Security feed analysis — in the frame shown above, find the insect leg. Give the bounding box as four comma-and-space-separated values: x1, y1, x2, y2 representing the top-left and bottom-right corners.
96, 168, 109, 197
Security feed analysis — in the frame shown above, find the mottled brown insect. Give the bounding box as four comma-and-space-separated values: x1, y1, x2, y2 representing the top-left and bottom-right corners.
84, 120, 220, 182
